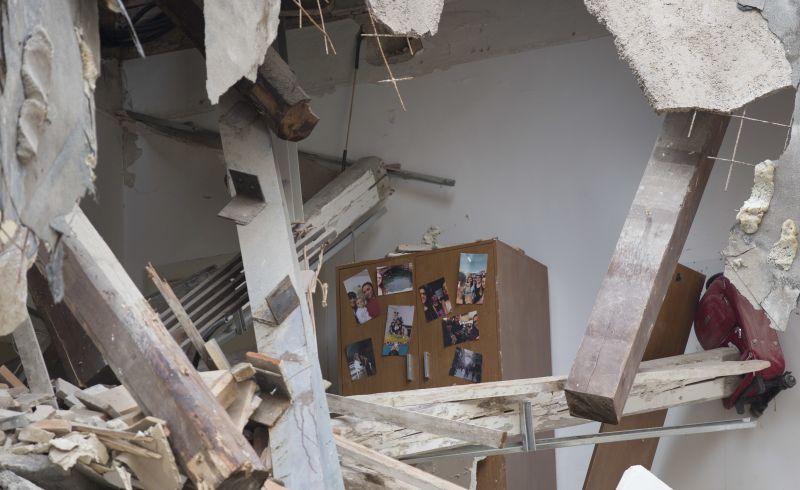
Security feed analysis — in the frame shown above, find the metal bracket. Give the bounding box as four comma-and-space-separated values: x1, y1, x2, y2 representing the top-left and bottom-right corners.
400, 401, 757, 464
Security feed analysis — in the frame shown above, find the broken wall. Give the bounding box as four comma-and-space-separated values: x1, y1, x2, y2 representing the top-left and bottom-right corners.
292, 36, 797, 489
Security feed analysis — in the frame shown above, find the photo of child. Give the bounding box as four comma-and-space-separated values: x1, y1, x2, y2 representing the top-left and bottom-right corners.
381, 305, 414, 356
376, 263, 414, 296
346, 338, 377, 381
449, 347, 483, 383
418, 277, 453, 322
442, 310, 480, 347
343, 269, 380, 325
457, 253, 488, 305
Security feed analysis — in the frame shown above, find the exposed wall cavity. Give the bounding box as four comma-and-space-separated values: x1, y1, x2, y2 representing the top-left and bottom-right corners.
203, 0, 280, 104
366, 0, 444, 36
737, 160, 775, 233
584, 0, 792, 112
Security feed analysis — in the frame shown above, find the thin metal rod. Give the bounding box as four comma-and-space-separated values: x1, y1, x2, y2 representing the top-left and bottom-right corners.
399, 418, 756, 464
301, 151, 456, 187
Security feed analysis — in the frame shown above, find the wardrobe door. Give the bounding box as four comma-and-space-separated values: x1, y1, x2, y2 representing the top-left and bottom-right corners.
414, 242, 501, 389
337, 258, 421, 395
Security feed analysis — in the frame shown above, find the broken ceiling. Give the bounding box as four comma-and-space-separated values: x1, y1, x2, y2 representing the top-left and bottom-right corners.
585, 0, 792, 113
365, 0, 445, 36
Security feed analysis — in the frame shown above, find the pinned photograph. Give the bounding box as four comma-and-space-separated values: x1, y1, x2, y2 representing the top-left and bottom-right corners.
376, 263, 414, 296
343, 269, 380, 324
457, 253, 488, 305
346, 338, 377, 381
442, 310, 480, 347
382, 305, 415, 356
449, 347, 483, 383
418, 277, 453, 322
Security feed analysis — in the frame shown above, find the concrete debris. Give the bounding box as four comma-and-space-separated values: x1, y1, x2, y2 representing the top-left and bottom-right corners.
203, 0, 281, 104
366, 0, 444, 36
737, 160, 776, 233
49, 433, 109, 471
584, 0, 792, 112
769, 219, 799, 271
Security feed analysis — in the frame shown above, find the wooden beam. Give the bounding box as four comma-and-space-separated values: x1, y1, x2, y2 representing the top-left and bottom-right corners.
154, 0, 319, 141
583, 264, 704, 490
51, 208, 266, 489
145, 263, 216, 370
12, 316, 54, 407
218, 96, 342, 489
565, 112, 729, 423
334, 434, 463, 490
328, 394, 508, 449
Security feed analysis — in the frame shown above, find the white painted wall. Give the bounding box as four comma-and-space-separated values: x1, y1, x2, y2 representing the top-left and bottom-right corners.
297, 37, 797, 490
86, 22, 798, 489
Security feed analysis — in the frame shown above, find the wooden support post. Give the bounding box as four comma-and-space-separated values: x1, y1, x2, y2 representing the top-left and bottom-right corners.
218, 95, 343, 489
155, 0, 319, 141
565, 112, 729, 423
12, 316, 56, 407
582, 264, 705, 490
51, 208, 266, 489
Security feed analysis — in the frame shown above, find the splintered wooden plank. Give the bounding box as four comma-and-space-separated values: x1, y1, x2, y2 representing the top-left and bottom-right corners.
0, 366, 25, 390
12, 316, 55, 407
334, 435, 463, 490
565, 112, 729, 424
146, 264, 216, 370
53, 208, 266, 489
583, 264, 704, 490
328, 394, 507, 449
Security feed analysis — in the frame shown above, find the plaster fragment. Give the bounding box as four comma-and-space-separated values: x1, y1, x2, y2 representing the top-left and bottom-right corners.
737, 160, 775, 233
16, 27, 53, 165
768, 219, 798, 271
203, 0, 280, 104
366, 0, 444, 36
0, 224, 36, 336
762, 282, 800, 332
584, 0, 792, 112
74, 27, 98, 96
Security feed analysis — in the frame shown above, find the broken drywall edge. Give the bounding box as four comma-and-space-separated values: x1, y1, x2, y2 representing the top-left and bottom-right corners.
768, 219, 799, 271
203, 0, 280, 104
737, 160, 775, 233
366, 0, 444, 37
584, 0, 793, 112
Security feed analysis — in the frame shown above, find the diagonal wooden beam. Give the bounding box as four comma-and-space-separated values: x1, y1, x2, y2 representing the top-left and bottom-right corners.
51, 208, 267, 489
565, 111, 729, 424
582, 264, 704, 489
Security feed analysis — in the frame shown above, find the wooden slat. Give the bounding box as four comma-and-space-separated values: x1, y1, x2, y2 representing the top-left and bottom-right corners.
52, 208, 266, 489
328, 394, 508, 449
12, 316, 55, 406
565, 112, 729, 423
583, 264, 704, 490
334, 434, 463, 490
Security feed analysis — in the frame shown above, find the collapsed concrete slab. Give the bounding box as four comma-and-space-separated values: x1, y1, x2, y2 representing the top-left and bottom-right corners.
203, 0, 280, 104
366, 0, 444, 36
584, 0, 792, 112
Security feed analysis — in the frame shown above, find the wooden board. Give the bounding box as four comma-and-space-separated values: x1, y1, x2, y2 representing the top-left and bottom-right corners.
337, 255, 423, 396
565, 112, 729, 423
582, 264, 705, 490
